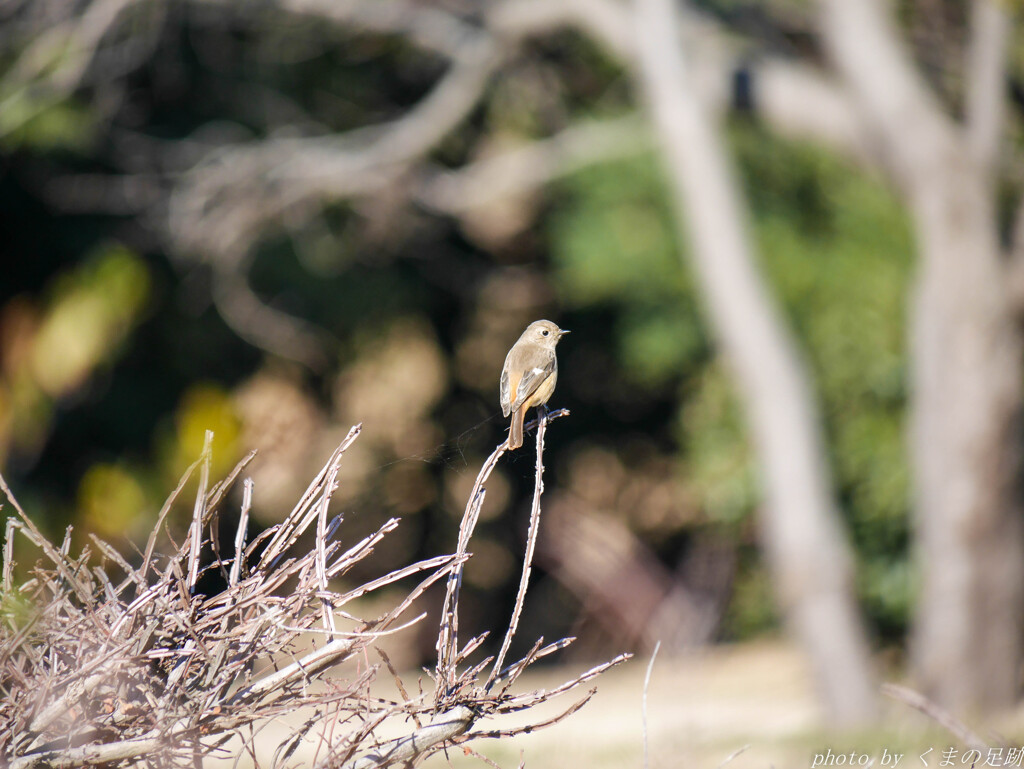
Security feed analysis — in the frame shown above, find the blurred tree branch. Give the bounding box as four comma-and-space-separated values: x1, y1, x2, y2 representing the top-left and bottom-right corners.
819, 0, 1024, 712
9, 0, 878, 368
633, 0, 877, 726
414, 116, 649, 216
0, 0, 152, 138
964, 0, 1007, 174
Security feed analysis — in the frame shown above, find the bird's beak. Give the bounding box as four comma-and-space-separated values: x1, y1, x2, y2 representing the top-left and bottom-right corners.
558, 328, 570, 337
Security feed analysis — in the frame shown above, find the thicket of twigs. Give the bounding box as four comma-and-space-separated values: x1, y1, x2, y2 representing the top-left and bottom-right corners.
0, 412, 626, 768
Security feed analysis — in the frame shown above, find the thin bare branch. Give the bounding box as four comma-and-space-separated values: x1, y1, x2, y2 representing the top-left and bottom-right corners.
717, 744, 752, 769
881, 683, 989, 750
643, 640, 661, 769
487, 409, 551, 690
340, 706, 474, 769
186, 431, 214, 592
435, 439, 507, 689
230, 479, 253, 589
2, 402, 613, 767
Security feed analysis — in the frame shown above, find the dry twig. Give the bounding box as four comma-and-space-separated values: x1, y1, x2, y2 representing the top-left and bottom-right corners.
881, 683, 989, 750
1, 413, 623, 768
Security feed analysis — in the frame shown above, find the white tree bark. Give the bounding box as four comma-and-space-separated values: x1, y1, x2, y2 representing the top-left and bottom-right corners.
633, 0, 878, 725
818, 0, 1024, 711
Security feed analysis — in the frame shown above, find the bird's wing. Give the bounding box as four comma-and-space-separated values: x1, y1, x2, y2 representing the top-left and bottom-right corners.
500, 365, 516, 418
510, 354, 556, 413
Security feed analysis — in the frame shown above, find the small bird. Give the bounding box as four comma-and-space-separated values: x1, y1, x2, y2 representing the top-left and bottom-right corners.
500, 320, 569, 450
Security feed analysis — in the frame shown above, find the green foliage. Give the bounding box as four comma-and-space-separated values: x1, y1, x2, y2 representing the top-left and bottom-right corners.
724, 545, 780, 638
679, 365, 755, 526
31, 244, 151, 397
551, 156, 707, 387
77, 461, 148, 540
0, 89, 95, 151
550, 121, 914, 639
733, 123, 914, 637
553, 156, 683, 304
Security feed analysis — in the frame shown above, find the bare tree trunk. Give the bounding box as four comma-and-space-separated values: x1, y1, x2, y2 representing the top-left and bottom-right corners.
819, 0, 1024, 712
910, 171, 1024, 710
633, 0, 878, 725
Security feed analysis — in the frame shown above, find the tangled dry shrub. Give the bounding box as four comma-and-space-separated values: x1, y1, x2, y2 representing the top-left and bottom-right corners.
0, 415, 626, 768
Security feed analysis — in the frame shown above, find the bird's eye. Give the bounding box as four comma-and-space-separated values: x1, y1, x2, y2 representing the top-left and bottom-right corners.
541, 329, 549, 336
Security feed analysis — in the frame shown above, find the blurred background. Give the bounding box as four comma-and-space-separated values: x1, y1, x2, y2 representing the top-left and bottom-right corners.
2, 0, 1023, 743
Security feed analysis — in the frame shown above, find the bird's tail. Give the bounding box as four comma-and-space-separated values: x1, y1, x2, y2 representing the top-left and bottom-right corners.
508, 406, 525, 450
